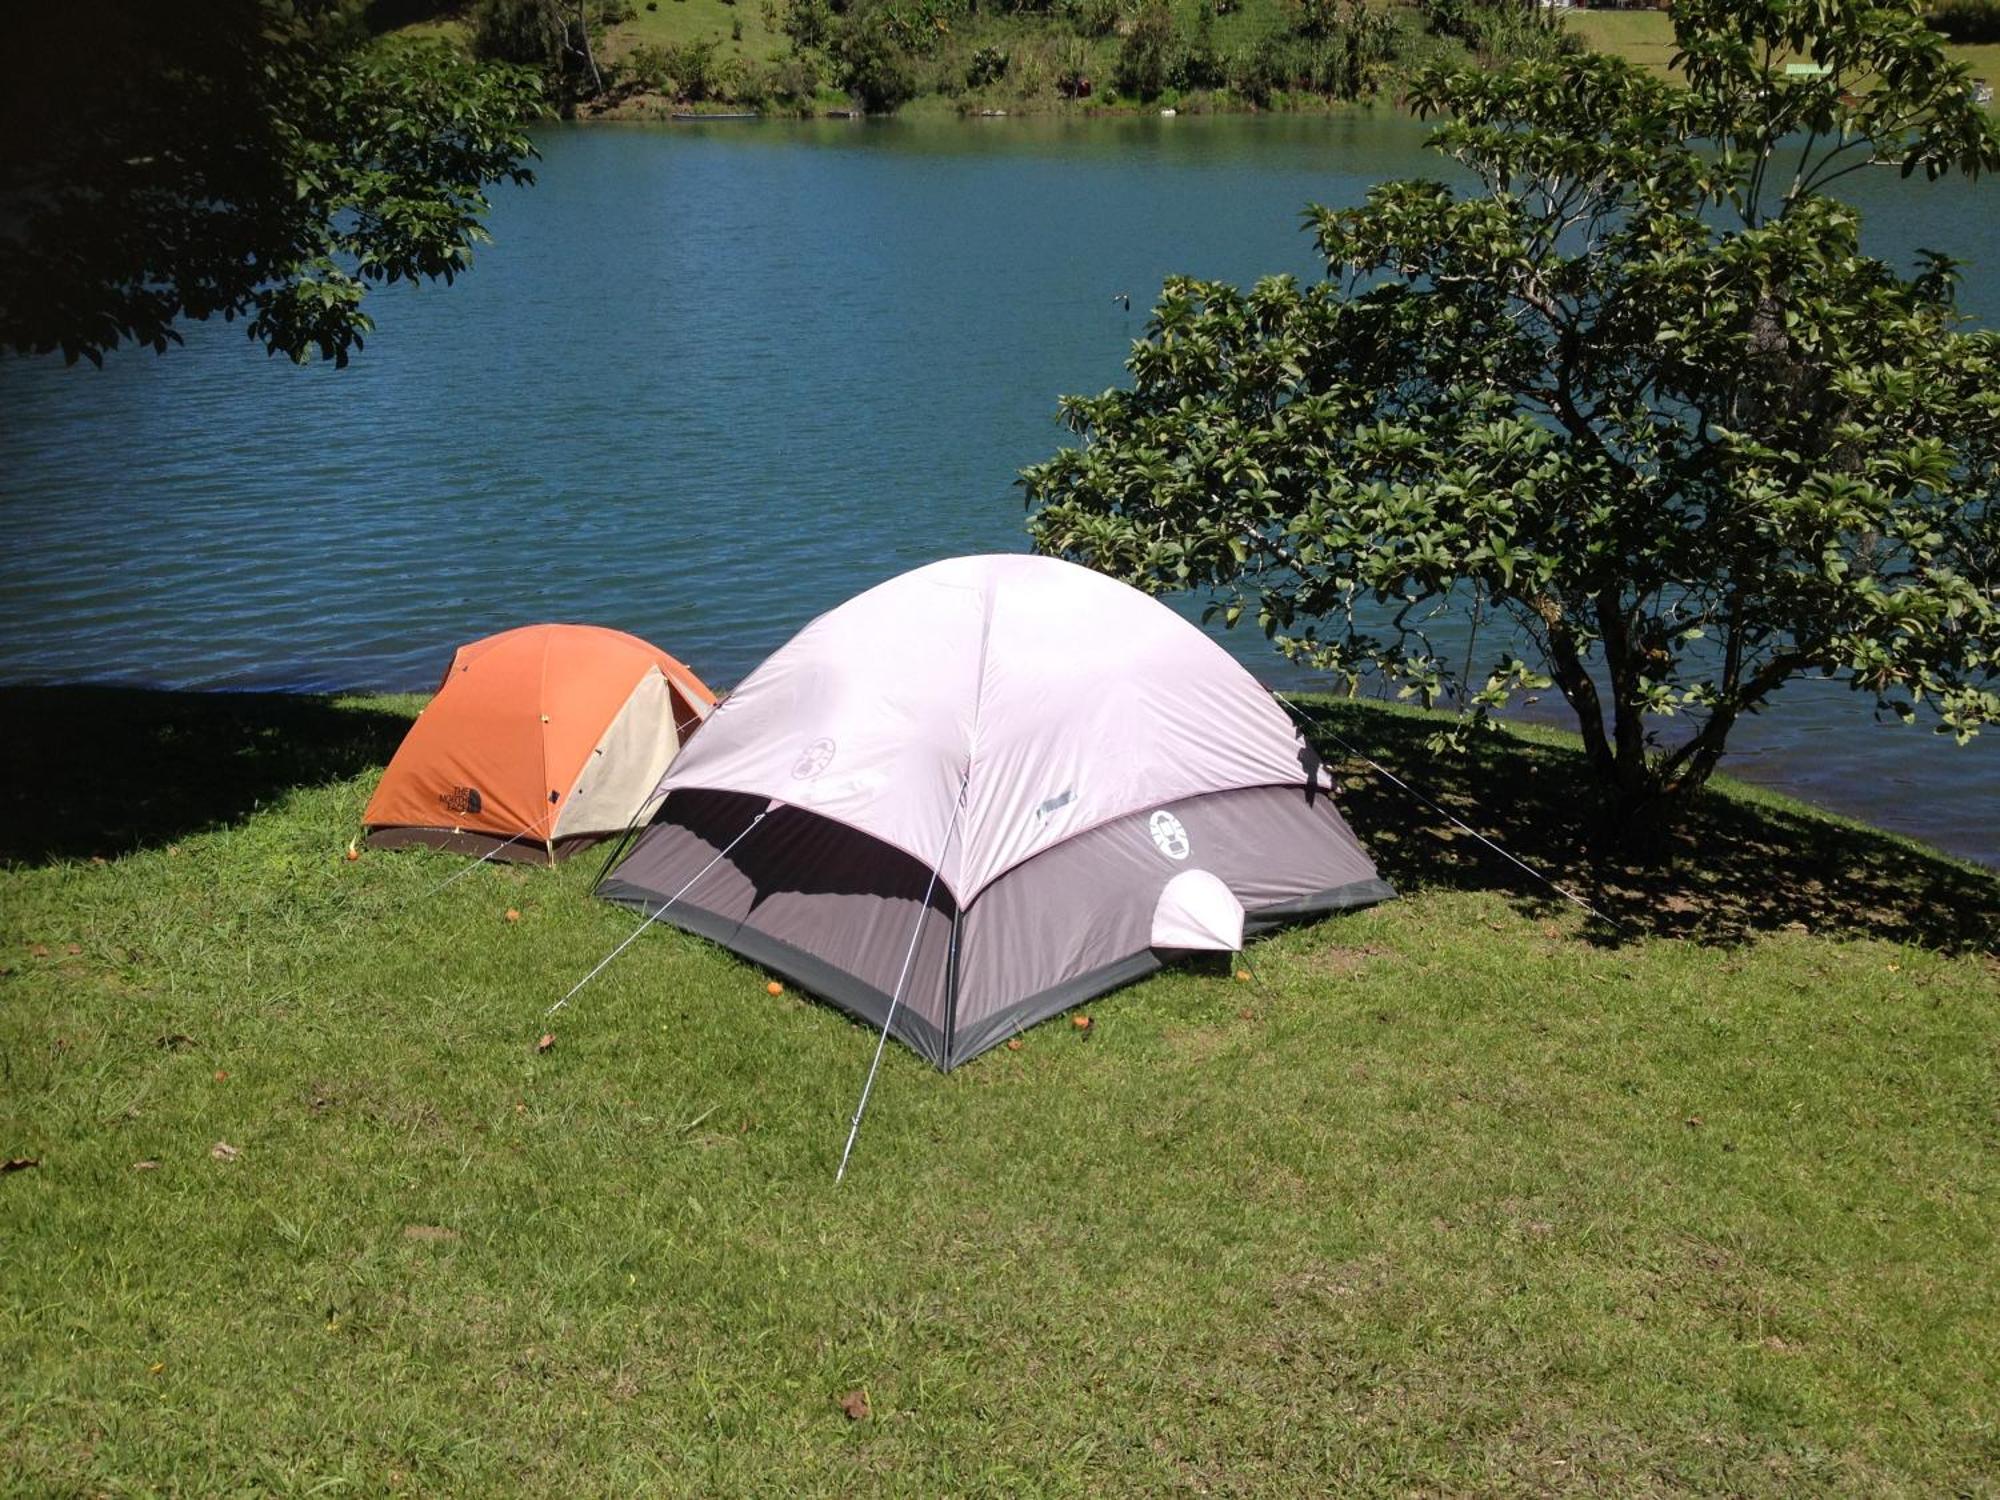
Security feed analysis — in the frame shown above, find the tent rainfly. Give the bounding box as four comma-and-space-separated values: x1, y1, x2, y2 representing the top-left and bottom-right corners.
364, 623, 714, 863
598, 555, 1391, 1068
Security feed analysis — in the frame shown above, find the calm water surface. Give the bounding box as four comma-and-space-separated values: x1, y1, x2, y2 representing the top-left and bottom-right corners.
2, 114, 1995, 863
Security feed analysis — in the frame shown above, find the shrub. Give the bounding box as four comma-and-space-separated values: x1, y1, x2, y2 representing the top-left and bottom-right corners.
1419, 0, 1576, 64
1177, 4, 1226, 90
967, 43, 1010, 86
1067, 0, 1122, 39
768, 50, 823, 102
782, 0, 835, 50
629, 37, 723, 97
1114, 0, 1178, 97
838, 21, 919, 109
1231, 33, 1289, 104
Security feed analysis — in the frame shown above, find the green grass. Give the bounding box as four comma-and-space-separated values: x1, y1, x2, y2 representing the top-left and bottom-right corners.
3, 686, 1997, 1493
1567, 7, 2000, 98
1563, 7, 1679, 77
611, 0, 791, 78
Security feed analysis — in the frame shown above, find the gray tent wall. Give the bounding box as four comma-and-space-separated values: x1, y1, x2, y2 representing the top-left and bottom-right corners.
598, 780, 1391, 1070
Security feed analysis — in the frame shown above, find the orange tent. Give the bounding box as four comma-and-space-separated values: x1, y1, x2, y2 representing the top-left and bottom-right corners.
364, 624, 716, 862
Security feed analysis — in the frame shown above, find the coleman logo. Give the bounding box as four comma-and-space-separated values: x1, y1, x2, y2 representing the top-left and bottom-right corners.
1148, 809, 1190, 860
792, 737, 836, 780
440, 785, 483, 816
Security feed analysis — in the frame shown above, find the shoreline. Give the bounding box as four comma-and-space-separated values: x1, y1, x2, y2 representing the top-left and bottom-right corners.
2, 679, 1991, 874
574, 87, 1400, 125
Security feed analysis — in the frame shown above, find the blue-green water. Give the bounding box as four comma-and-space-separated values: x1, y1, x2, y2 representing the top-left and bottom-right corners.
1, 114, 1995, 862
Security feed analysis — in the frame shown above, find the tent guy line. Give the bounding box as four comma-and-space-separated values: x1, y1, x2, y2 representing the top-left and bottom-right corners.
424, 805, 560, 897
836, 771, 972, 1185
1271, 692, 1622, 932
546, 810, 770, 1018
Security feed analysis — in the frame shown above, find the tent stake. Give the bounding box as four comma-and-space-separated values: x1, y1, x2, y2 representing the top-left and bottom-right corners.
547, 810, 768, 1018
836, 774, 969, 1185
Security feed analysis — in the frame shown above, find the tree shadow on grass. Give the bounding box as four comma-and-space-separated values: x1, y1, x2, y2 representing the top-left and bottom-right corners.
0, 686, 414, 867
1301, 699, 2000, 956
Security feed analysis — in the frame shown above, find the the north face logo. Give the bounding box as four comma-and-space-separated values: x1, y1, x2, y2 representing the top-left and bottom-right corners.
440, 785, 483, 816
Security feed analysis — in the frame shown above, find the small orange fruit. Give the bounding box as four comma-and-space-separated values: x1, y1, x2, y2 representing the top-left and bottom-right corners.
766, 981, 784, 996
1235, 970, 1252, 982
344, 841, 360, 862
1005, 1038, 1023, 1052
1072, 1014, 1093, 1031
213, 1069, 229, 1082
504, 908, 521, 923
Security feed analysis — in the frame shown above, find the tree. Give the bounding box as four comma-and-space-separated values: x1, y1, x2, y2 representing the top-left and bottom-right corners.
1022, 0, 2000, 842
1114, 1, 1180, 99
836, 17, 919, 112
473, 0, 613, 102
0, 1, 541, 367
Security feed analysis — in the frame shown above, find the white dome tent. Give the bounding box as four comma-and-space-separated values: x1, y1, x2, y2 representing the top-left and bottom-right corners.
598, 554, 1392, 1070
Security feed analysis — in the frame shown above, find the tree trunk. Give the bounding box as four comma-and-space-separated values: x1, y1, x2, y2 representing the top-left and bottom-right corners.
574, 1, 603, 96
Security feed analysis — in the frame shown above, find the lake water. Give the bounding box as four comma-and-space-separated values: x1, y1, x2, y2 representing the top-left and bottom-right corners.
2, 113, 1995, 864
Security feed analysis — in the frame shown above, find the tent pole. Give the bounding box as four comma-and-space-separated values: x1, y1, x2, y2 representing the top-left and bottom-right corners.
588, 769, 676, 892
836, 773, 969, 1185
547, 808, 769, 1018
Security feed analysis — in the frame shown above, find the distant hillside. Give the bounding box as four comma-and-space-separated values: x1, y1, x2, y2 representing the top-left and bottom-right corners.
379, 0, 1535, 117
377, 2, 1999, 118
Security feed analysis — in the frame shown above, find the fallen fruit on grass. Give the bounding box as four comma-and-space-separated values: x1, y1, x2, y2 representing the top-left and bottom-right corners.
505, 908, 521, 923
213, 1070, 229, 1082
1073, 1014, 1093, 1031
536, 1033, 556, 1054
838, 1389, 871, 1421
1235, 970, 1251, 982
766, 981, 783, 996
1005, 1039, 1023, 1052
345, 840, 359, 862
210, 1141, 240, 1162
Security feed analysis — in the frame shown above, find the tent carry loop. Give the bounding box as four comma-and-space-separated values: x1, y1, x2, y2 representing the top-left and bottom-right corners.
1273, 692, 1621, 932
547, 808, 770, 1018
835, 771, 971, 1185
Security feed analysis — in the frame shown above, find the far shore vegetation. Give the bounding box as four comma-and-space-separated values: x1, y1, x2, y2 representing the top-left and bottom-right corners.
387, 0, 2000, 118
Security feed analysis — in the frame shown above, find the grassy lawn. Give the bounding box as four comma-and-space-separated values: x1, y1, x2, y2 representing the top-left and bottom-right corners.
1568, 7, 2000, 97
1564, 8, 1679, 77
3, 687, 1997, 1493
609, 0, 790, 74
